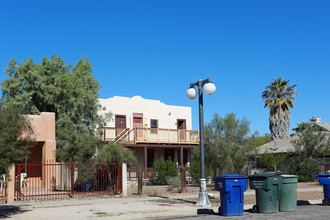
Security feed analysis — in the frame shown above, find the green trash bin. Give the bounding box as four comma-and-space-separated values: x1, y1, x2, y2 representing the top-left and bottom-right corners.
248, 171, 282, 213
280, 175, 298, 212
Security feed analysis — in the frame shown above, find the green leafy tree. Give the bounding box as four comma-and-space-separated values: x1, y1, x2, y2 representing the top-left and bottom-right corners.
290, 128, 330, 182
56, 122, 100, 162
204, 113, 257, 175
262, 77, 297, 139
96, 142, 136, 166
248, 132, 272, 149
1, 55, 109, 162
0, 101, 35, 176
188, 147, 213, 183
149, 158, 179, 185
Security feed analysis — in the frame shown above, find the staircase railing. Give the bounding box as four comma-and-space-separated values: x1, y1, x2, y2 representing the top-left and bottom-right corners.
115, 128, 134, 143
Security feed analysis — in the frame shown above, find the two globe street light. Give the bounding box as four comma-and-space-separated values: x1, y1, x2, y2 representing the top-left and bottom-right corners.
186, 78, 216, 207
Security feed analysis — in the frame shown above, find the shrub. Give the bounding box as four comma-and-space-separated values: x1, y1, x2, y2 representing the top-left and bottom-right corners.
149, 158, 179, 185
289, 157, 319, 182
167, 176, 181, 191
258, 152, 290, 173
188, 160, 213, 184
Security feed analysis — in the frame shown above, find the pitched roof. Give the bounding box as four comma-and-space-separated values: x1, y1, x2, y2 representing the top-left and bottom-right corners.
257, 136, 298, 154
257, 122, 330, 154
313, 122, 330, 132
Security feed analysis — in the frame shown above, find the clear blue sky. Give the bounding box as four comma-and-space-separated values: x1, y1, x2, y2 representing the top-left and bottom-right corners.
1, 0, 329, 135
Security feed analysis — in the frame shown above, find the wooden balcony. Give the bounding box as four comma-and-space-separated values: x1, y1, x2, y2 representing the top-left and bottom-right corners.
97, 127, 199, 145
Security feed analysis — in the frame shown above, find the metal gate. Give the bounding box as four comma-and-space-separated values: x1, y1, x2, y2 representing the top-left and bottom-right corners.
0, 174, 6, 204
15, 161, 122, 201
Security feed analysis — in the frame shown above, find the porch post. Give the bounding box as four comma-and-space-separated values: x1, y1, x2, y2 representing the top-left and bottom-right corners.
180, 146, 184, 168
144, 146, 147, 178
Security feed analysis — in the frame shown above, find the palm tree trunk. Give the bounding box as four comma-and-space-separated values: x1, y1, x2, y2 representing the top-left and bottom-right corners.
269, 105, 290, 139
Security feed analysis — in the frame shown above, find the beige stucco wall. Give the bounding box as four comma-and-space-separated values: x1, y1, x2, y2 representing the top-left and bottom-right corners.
98, 96, 192, 130
23, 112, 56, 162
23, 112, 56, 142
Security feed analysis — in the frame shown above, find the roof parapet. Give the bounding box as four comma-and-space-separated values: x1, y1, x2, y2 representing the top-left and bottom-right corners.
310, 117, 321, 124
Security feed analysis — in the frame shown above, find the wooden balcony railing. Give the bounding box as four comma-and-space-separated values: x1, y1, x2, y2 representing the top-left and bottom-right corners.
97, 127, 199, 144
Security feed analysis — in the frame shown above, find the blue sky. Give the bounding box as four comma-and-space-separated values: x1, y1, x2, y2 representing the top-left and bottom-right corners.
1, 0, 329, 135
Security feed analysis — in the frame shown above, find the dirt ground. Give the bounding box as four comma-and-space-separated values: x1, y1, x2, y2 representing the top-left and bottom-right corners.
1, 182, 324, 220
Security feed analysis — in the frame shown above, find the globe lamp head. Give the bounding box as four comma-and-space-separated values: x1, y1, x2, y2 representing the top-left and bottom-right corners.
204, 82, 216, 95
186, 87, 197, 99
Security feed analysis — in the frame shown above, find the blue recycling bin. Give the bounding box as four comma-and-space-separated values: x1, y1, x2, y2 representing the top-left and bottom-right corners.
84, 180, 94, 192
215, 174, 247, 216
315, 174, 330, 205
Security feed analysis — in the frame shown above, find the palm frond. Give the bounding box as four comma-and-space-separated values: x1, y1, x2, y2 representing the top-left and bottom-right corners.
261, 77, 297, 109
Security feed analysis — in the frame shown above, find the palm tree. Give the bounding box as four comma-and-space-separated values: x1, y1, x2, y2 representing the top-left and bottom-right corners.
262, 77, 297, 139
292, 122, 311, 133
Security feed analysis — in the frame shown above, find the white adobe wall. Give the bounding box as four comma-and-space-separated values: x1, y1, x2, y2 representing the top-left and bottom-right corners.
98, 96, 192, 130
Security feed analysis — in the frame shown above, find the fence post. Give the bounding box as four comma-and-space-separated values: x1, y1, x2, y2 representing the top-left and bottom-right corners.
245, 166, 250, 190
122, 163, 127, 197
181, 168, 186, 193
272, 165, 277, 171
320, 165, 325, 174
137, 169, 143, 196
70, 164, 74, 196
6, 165, 16, 204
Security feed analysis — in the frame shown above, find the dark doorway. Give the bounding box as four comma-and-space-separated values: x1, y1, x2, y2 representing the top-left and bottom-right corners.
115, 115, 126, 136
26, 142, 43, 178
164, 149, 175, 161
177, 119, 186, 129
147, 149, 154, 167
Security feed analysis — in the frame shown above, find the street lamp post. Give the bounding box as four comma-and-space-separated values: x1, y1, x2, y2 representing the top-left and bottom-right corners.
186, 78, 216, 207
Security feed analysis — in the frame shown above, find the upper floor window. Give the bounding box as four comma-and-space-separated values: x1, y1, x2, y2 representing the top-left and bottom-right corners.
150, 119, 158, 128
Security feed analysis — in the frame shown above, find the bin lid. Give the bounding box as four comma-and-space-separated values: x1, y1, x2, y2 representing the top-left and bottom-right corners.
281, 175, 298, 178
215, 174, 247, 179
316, 174, 330, 178
249, 171, 282, 178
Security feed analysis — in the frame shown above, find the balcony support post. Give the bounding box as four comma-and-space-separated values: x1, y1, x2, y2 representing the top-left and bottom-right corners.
180, 146, 184, 168
144, 146, 147, 178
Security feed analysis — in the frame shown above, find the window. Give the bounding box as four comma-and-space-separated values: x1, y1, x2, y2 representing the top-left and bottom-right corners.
150, 119, 158, 134
150, 119, 158, 128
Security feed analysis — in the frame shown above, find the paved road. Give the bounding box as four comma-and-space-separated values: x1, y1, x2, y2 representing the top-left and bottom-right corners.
161, 205, 330, 220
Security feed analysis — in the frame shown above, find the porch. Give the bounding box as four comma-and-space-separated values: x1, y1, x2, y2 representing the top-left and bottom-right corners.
98, 127, 199, 145
126, 144, 196, 179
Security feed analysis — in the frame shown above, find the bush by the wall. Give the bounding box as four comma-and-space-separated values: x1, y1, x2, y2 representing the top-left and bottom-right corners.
149, 158, 179, 185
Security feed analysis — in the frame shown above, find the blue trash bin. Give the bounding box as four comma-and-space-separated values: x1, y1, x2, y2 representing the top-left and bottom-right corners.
316, 174, 330, 205
214, 174, 247, 216
84, 180, 93, 192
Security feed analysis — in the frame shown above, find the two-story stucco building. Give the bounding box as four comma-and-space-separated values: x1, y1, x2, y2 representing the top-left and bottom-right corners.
98, 96, 199, 177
